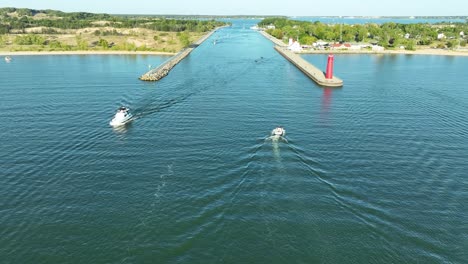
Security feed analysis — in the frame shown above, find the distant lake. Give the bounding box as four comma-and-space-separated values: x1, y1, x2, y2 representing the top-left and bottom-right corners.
1, 20, 467, 263
293, 16, 466, 24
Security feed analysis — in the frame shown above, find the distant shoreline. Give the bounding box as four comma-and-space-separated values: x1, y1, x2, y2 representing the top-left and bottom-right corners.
0, 50, 177, 56
298, 48, 468, 57
258, 30, 468, 57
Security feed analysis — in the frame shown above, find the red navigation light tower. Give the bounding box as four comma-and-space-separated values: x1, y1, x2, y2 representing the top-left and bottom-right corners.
325, 54, 334, 79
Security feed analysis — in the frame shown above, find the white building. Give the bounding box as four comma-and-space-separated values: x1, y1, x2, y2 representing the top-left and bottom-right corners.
288, 38, 302, 52
437, 33, 446, 40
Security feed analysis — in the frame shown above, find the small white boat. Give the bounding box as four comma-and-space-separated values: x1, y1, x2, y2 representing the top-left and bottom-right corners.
109, 106, 133, 127
5, 56, 12, 63
271, 126, 286, 137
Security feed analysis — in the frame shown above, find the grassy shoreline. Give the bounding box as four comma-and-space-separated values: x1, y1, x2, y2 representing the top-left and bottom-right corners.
0, 50, 176, 56
0, 8, 229, 56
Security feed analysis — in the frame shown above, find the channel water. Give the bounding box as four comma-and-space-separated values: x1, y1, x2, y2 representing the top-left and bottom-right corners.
1, 20, 467, 263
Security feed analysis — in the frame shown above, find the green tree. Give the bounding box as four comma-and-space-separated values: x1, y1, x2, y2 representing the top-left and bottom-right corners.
446, 39, 459, 49
75, 35, 88, 50
299, 35, 316, 45
268, 28, 284, 40
98, 38, 109, 49
178, 31, 190, 48
418, 37, 433, 45
14, 34, 46, 45
355, 26, 368, 42
405, 39, 416, 50
460, 39, 467, 47
48, 40, 63, 49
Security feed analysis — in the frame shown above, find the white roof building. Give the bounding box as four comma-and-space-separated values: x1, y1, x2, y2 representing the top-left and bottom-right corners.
288, 38, 302, 52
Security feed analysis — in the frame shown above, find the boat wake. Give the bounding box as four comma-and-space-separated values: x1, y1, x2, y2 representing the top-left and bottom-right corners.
131, 90, 198, 120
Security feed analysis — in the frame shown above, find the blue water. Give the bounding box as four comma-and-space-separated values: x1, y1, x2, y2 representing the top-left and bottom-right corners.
1, 21, 468, 263
293, 16, 466, 24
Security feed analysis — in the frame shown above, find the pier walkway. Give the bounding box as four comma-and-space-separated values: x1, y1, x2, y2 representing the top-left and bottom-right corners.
139, 28, 220, 81
258, 31, 288, 47
274, 46, 343, 87
259, 31, 343, 87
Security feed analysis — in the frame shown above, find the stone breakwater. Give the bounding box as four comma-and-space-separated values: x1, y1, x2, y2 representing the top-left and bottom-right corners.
139, 27, 222, 81
139, 48, 192, 81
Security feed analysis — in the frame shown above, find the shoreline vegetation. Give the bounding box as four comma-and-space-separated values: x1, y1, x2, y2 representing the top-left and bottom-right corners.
298, 48, 468, 56
0, 7, 228, 55
1, 8, 467, 57
0, 50, 177, 56
258, 17, 468, 57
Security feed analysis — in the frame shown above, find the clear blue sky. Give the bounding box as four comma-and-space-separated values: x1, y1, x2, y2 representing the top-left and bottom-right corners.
1, 0, 467, 16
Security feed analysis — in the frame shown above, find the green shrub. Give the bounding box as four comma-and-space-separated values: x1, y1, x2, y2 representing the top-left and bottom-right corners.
14, 34, 46, 45
405, 40, 416, 51
178, 32, 190, 48
98, 38, 109, 49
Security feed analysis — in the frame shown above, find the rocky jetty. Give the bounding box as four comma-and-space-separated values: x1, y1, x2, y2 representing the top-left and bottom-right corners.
139, 48, 192, 81
139, 27, 224, 82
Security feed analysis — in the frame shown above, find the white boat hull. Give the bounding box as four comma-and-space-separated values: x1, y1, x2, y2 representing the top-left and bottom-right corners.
109, 114, 133, 127
271, 127, 286, 137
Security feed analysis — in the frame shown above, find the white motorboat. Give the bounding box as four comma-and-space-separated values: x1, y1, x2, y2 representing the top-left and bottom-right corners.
5, 56, 12, 63
109, 106, 133, 127
271, 126, 286, 137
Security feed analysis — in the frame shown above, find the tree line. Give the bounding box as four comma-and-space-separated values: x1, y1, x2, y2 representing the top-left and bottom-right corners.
0, 7, 227, 34
259, 18, 468, 49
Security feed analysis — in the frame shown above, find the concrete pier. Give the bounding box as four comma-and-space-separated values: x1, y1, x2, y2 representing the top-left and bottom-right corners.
258, 31, 288, 47
139, 28, 220, 81
274, 46, 343, 87
259, 31, 343, 87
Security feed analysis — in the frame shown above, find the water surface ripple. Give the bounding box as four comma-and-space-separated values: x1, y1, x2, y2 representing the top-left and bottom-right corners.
1, 20, 467, 263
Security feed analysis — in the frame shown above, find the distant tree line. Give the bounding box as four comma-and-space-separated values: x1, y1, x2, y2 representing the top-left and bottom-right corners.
0, 7, 227, 34
259, 18, 468, 49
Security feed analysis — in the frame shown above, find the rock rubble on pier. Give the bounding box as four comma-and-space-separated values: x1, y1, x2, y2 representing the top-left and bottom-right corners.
139, 27, 223, 82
